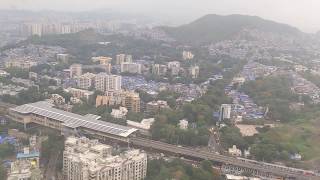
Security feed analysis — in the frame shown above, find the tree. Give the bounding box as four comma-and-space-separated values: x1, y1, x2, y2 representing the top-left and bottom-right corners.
126, 112, 144, 122
0, 163, 7, 180
5, 67, 29, 79
0, 143, 14, 159
220, 126, 248, 150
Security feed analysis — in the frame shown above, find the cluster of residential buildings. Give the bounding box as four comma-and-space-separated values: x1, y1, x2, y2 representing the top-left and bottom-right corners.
96, 90, 141, 113
0, 83, 27, 96
290, 72, 320, 104
21, 22, 97, 37
63, 136, 147, 180
238, 61, 277, 81
1, 44, 65, 69
8, 136, 42, 180
219, 61, 277, 121
151, 61, 199, 78
122, 76, 205, 105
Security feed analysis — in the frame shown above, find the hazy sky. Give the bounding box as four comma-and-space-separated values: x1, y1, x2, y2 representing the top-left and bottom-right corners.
1, 0, 320, 33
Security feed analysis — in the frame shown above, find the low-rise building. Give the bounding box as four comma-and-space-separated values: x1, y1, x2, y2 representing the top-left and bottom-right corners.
146, 100, 170, 115
5, 59, 38, 69
228, 145, 242, 157
64, 88, 94, 100
8, 140, 41, 180
8, 160, 42, 180
127, 118, 155, 135
50, 94, 66, 105
152, 64, 167, 76
29, 72, 38, 81
0, 70, 9, 77
178, 119, 188, 130
111, 107, 128, 119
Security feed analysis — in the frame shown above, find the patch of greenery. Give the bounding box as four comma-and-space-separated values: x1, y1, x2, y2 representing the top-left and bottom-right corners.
146, 159, 223, 180
0, 143, 14, 159
1, 87, 45, 105
241, 75, 305, 121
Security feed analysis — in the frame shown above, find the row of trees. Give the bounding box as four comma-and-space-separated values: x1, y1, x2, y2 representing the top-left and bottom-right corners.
241, 75, 305, 122
1, 87, 45, 105
146, 159, 223, 180
219, 126, 303, 162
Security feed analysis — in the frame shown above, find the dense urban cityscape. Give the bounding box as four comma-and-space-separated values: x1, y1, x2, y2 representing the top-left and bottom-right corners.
0, 1, 320, 180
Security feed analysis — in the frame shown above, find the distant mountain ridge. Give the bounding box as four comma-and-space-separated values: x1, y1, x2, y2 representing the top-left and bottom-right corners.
160, 14, 302, 44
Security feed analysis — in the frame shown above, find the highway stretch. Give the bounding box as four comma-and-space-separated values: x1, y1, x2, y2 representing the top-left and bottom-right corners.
0, 101, 318, 180
130, 137, 319, 180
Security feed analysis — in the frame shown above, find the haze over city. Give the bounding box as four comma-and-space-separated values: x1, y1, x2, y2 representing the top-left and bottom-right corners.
1, 0, 320, 179
1, 0, 320, 32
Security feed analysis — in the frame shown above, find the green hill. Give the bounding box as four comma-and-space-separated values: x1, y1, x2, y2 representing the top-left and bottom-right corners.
161, 14, 302, 44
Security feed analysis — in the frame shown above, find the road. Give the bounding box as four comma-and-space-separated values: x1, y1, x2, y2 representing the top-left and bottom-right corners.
45, 149, 61, 180
208, 129, 222, 153
1, 101, 318, 179
130, 137, 318, 180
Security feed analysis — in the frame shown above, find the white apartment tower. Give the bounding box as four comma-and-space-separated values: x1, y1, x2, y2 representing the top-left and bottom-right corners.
95, 73, 122, 92
31, 24, 43, 36
121, 63, 142, 74
76, 73, 96, 89
63, 137, 147, 180
116, 54, 126, 65
182, 51, 194, 60
167, 61, 181, 76
219, 104, 232, 121
189, 65, 200, 79
70, 64, 83, 78
116, 54, 133, 64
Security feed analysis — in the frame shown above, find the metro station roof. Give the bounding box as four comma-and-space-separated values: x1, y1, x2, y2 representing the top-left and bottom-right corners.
10, 101, 137, 137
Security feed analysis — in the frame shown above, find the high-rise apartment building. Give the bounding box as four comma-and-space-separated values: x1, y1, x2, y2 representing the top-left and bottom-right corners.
95, 73, 122, 92
189, 65, 200, 79
116, 54, 133, 64
56, 54, 70, 63
92, 56, 112, 65
63, 136, 147, 180
182, 51, 194, 60
116, 54, 126, 65
31, 24, 42, 36
125, 55, 133, 63
167, 61, 181, 76
125, 91, 141, 113
96, 90, 141, 113
121, 62, 142, 74
152, 64, 167, 76
69, 64, 82, 78
219, 104, 232, 121
76, 73, 96, 89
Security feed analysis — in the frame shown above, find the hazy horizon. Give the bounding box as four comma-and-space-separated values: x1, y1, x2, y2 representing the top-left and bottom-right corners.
0, 0, 320, 33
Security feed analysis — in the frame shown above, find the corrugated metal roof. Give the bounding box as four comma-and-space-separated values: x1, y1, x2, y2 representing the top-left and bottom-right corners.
10, 101, 137, 137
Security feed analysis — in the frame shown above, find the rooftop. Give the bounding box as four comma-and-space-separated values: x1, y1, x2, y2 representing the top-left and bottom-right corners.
17, 152, 40, 159
10, 101, 137, 137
